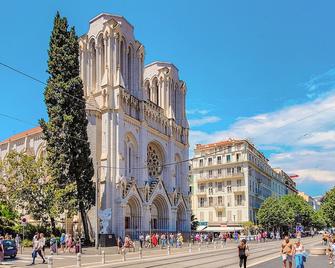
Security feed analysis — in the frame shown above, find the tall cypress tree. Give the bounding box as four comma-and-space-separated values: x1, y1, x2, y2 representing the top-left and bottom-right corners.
40, 12, 95, 243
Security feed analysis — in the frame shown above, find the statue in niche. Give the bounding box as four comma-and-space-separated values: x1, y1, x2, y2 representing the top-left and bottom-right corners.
98, 208, 112, 234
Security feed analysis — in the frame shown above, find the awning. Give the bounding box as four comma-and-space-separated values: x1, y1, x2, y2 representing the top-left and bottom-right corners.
196, 225, 207, 231
202, 226, 244, 232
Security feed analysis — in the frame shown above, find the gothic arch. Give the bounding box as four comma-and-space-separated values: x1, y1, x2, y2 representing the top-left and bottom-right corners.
127, 44, 134, 92
125, 132, 138, 179
151, 194, 170, 233
124, 195, 142, 239
97, 34, 105, 79
89, 39, 97, 91
176, 203, 187, 232
152, 77, 159, 106
144, 80, 151, 101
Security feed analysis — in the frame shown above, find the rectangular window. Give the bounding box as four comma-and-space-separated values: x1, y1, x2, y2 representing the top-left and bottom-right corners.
237, 179, 242, 187
218, 169, 222, 175
199, 184, 205, 192
226, 155, 231, 163
227, 180, 231, 186
237, 166, 242, 173
227, 186, 232, 193
236, 194, 243, 206
218, 196, 223, 205
208, 158, 212, 166
227, 167, 232, 175
199, 159, 203, 167
209, 170, 213, 178
217, 211, 223, 221
218, 182, 223, 191
199, 197, 206, 207
209, 197, 213, 206
217, 156, 222, 164
236, 153, 240, 162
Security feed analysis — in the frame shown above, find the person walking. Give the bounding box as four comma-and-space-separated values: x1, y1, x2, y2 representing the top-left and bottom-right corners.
139, 233, 144, 248
292, 239, 305, 268
238, 238, 249, 268
15, 234, 21, 253
50, 235, 57, 254
281, 236, 293, 268
40, 233, 46, 256
31, 233, 46, 265
60, 233, 66, 253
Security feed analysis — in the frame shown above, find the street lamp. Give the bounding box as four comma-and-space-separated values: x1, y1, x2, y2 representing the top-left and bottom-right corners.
95, 162, 100, 249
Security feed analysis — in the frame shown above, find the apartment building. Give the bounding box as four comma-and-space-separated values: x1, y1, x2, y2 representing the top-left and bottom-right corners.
190, 139, 297, 231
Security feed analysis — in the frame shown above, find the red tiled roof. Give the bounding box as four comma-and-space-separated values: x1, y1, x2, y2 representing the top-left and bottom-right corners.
195, 139, 246, 150
0, 126, 42, 145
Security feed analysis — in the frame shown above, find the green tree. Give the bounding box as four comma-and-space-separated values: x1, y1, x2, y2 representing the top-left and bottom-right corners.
311, 209, 327, 229
257, 197, 294, 231
280, 195, 315, 228
0, 151, 58, 232
321, 187, 335, 226
39, 12, 95, 243
0, 201, 18, 233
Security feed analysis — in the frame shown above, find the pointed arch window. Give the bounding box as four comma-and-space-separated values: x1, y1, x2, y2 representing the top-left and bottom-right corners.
127, 46, 132, 91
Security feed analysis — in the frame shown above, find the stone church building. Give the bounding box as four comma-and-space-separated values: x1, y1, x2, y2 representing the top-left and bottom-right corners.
0, 13, 191, 239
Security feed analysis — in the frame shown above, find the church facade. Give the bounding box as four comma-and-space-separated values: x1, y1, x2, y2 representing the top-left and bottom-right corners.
0, 13, 191, 239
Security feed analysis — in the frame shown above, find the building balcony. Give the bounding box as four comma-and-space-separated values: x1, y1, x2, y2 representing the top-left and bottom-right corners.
214, 204, 225, 211
197, 172, 244, 182
196, 191, 207, 196
233, 186, 246, 193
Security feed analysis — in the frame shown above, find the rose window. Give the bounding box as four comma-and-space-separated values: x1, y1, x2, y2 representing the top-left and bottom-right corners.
147, 143, 163, 178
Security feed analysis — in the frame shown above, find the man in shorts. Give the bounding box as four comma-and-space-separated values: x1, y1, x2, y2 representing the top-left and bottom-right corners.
281, 236, 293, 268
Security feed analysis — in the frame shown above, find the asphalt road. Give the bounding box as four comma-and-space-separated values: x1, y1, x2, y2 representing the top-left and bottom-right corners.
0, 236, 325, 268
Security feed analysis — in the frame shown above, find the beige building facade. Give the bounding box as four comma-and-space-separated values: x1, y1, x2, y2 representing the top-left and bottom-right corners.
190, 140, 297, 231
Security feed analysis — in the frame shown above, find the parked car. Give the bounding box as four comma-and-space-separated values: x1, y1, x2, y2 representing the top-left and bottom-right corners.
3, 240, 17, 259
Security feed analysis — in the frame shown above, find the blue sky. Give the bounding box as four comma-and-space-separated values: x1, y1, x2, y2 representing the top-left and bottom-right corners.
1, 0, 335, 196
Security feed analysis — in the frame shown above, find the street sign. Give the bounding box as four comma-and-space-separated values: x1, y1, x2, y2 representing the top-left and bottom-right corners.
198, 221, 208, 226
21, 217, 27, 227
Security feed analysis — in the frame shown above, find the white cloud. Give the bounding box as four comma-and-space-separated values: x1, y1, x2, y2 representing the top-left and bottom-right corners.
188, 116, 221, 127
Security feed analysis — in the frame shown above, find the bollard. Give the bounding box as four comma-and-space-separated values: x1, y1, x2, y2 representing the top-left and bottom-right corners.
122, 248, 126, 261
101, 251, 105, 264
188, 243, 192, 253
98, 245, 102, 255
167, 245, 171, 255
48, 256, 53, 268
77, 253, 81, 267
221, 240, 224, 248
214, 241, 217, 249
198, 242, 201, 251
139, 247, 143, 259
206, 241, 209, 249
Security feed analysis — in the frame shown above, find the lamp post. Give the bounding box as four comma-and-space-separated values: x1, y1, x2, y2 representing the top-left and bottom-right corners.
95, 162, 100, 249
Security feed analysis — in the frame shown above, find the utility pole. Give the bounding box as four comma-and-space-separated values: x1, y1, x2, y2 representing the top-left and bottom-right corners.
95, 162, 100, 249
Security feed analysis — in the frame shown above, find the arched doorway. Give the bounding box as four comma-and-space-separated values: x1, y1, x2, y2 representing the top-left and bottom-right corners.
176, 204, 187, 232
124, 196, 142, 239
151, 195, 169, 233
